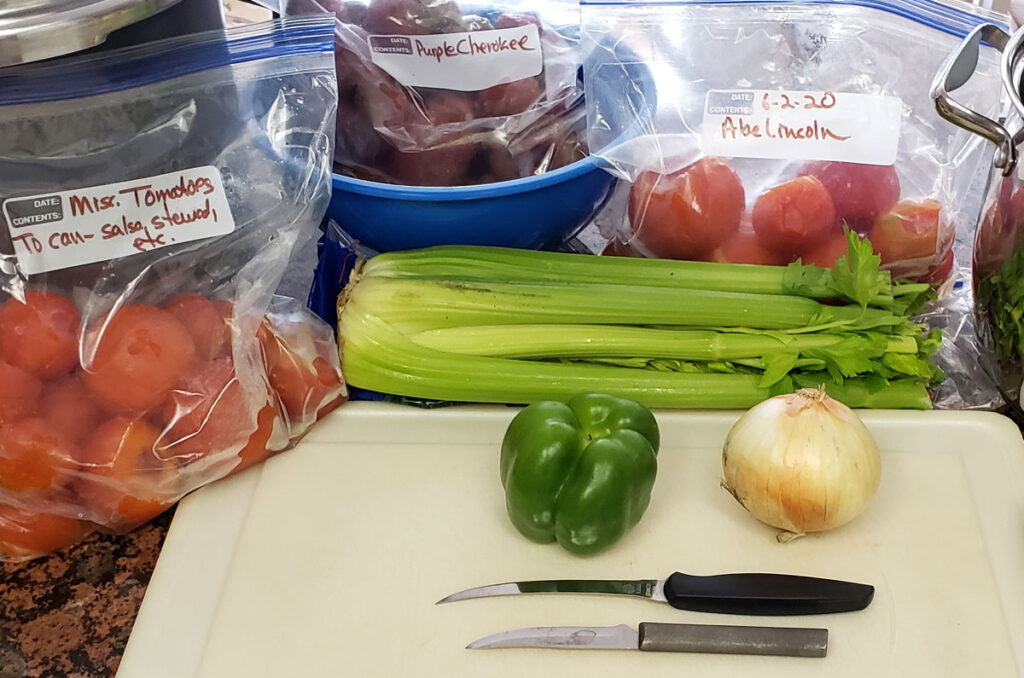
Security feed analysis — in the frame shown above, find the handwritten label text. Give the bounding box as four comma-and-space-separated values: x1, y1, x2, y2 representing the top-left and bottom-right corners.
412, 32, 535, 63
368, 24, 542, 91
3, 167, 235, 275
719, 117, 850, 142
701, 89, 902, 165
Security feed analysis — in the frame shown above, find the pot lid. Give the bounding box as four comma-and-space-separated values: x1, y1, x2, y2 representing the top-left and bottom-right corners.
0, 0, 184, 68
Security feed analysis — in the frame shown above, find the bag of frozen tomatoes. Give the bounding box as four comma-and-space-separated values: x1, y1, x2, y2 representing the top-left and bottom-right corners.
582, 0, 1004, 286
276, 0, 586, 186
0, 18, 346, 560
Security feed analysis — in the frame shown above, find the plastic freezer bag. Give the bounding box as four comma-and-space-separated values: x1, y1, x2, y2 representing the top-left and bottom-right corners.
581, 0, 1004, 286
277, 0, 587, 186
0, 18, 345, 560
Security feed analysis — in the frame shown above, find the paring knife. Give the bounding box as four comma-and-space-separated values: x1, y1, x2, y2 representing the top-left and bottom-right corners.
468, 622, 828, 657
439, 571, 874, 615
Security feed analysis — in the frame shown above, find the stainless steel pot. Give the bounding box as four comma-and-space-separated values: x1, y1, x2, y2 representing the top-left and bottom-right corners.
0, 0, 226, 68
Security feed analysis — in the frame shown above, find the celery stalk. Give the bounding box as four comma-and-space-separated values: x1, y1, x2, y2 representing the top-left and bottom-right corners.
361, 245, 896, 303
410, 325, 919, 360
340, 311, 932, 409
350, 277, 901, 334
337, 243, 939, 410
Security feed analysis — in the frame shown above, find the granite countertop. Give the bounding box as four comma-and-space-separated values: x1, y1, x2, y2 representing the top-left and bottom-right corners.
0, 511, 173, 678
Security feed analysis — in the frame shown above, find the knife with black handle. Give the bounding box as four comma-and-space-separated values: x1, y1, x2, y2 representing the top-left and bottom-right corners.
439, 571, 874, 616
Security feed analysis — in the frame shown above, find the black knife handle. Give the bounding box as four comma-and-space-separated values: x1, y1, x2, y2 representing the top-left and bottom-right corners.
663, 572, 874, 616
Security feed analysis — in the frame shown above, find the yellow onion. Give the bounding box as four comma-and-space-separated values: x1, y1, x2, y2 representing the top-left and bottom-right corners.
721, 387, 881, 539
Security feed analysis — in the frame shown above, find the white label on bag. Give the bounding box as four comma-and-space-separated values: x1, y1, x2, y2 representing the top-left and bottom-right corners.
367, 25, 543, 91
701, 90, 902, 165
2, 166, 235, 275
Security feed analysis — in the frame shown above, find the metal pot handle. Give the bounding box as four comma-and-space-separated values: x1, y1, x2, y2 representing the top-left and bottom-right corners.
1001, 24, 1024, 138
931, 23, 1015, 175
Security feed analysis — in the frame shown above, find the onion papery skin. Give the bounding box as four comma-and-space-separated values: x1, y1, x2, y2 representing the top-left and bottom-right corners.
721, 389, 882, 536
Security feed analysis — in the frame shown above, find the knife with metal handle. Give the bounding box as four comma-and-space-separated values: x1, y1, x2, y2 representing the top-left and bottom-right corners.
468, 622, 828, 657
439, 571, 874, 615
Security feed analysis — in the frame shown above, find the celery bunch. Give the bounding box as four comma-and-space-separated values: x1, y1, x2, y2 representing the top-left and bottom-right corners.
337, 231, 940, 409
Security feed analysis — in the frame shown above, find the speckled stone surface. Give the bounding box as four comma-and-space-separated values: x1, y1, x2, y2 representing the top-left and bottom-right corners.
0, 510, 173, 678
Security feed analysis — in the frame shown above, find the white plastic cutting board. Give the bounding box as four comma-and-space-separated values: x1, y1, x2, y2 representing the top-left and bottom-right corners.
117, 404, 1024, 678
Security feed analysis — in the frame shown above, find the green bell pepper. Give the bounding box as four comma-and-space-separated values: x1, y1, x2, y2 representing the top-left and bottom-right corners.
499, 393, 660, 555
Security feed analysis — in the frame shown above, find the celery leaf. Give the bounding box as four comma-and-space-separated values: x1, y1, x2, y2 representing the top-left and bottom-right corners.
829, 229, 885, 307
759, 352, 800, 387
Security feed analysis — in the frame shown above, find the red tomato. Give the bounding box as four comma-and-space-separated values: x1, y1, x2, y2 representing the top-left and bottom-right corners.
155, 357, 233, 428
973, 205, 1000, 280
365, 0, 464, 35
710, 232, 788, 266
0, 291, 80, 379
0, 419, 77, 493
211, 300, 240, 332
362, 71, 419, 130
922, 250, 955, 285
476, 78, 544, 118
870, 199, 943, 265
213, 299, 259, 348
77, 418, 175, 527
974, 203, 1017, 279
155, 358, 261, 466
163, 294, 231, 362
495, 12, 542, 30
477, 141, 521, 184
1009, 185, 1024, 231
259, 320, 345, 430
801, 162, 900, 232
974, 179, 1024, 279
422, 91, 475, 126
388, 92, 477, 186
39, 375, 103, 445
337, 99, 388, 175
81, 305, 196, 415
388, 144, 476, 187
234, 404, 280, 473
752, 176, 837, 257
365, 0, 431, 34
0, 360, 42, 424
800, 232, 851, 268
212, 299, 234, 318
995, 175, 1017, 222
0, 503, 87, 559
628, 157, 746, 260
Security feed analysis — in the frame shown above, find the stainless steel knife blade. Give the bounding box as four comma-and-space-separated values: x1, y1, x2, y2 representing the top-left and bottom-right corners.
468, 624, 638, 650
439, 579, 666, 604
467, 622, 828, 657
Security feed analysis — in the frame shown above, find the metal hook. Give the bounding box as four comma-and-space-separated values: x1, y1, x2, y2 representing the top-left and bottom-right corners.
1002, 23, 1024, 131
931, 23, 1016, 175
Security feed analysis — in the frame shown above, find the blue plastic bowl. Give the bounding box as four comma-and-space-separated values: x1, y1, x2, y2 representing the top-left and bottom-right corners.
326, 50, 653, 252
327, 155, 615, 251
